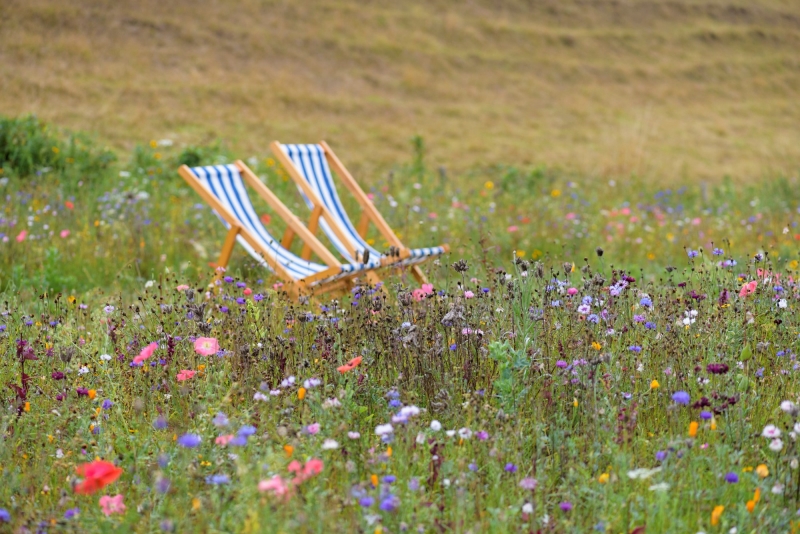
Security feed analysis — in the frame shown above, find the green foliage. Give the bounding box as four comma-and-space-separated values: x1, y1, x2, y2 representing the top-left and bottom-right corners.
0, 115, 115, 182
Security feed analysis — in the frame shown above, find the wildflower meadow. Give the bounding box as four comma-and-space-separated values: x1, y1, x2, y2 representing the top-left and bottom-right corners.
4, 115, 800, 533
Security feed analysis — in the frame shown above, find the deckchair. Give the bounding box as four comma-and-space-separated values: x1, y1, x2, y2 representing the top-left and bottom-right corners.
270, 141, 449, 284
177, 162, 382, 298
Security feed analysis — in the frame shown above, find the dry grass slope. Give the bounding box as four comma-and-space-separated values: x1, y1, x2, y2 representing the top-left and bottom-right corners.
1, 0, 799, 182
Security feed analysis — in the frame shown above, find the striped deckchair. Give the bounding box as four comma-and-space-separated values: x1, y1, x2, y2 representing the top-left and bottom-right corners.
270, 141, 449, 284
177, 161, 382, 298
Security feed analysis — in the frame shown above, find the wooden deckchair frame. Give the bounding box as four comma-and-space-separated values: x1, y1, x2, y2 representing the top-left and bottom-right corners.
270, 141, 450, 284
177, 162, 371, 298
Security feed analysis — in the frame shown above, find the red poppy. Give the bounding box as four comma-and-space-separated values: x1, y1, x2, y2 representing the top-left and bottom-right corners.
64, 201, 74, 210
74, 460, 123, 494
337, 356, 363, 374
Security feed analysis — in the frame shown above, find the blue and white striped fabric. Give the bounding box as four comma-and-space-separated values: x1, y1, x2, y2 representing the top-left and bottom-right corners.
278, 144, 446, 265
188, 164, 373, 285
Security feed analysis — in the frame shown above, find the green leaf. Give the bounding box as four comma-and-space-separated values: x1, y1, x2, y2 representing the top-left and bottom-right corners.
740, 343, 752, 362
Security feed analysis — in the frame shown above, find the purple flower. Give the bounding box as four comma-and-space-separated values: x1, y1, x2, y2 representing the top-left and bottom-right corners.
153, 416, 168, 430
156, 477, 171, 493
64, 508, 79, 519
51, 371, 65, 380
383, 475, 396, 484
238, 425, 257, 437
671, 391, 690, 405
629, 345, 642, 353
504, 463, 518, 473
379, 495, 399, 512
687, 249, 699, 258
102, 399, 113, 410
655, 450, 667, 462
236, 297, 246, 305
712, 248, 724, 256
359, 496, 374, 507
700, 410, 713, 420
639, 297, 652, 307
476, 431, 489, 441
725, 472, 739, 484
408, 478, 420, 491
206, 474, 230, 485
556, 360, 568, 369
707, 363, 729, 375
177, 433, 202, 448
76, 387, 89, 397
468, 463, 478, 472
223, 276, 234, 283
587, 314, 599, 324
559, 501, 573, 512
519, 477, 538, 490
212, 412, 229, 427
253, 294, 264, 302
645, 321, 656, 330
0, 509, 8, 522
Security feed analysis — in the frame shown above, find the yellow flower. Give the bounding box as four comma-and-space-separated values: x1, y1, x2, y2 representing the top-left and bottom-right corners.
52, 146, 60, 154
688, 421, 699, 438
710, 418, 717, 431
573, 398, 579, 407
192, 498, 201, 511
756, 464, 769, 478
753, 487, 761, 503
484, 181, 494, 190
88, 389, 96, 400
550, 189, 561, 198
68, 295, 76, 304
371, 474, 379, 487
746, 499, 755, 513
386, 446, 392, 457
598, 473, 609, 484
650, 380, 660, 389
591, 342, 602, 350
150, 140, 158, 149
265, 157, 275, 167
742, 466, 753, 472
298, 387, 306, 400
283, 444, 294, 457
711, 505, 724, 526
516, 250, 526, 258
24, 402, 30, 412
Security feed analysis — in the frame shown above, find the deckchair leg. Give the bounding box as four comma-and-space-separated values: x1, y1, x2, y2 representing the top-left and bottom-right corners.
410, 265, 427, 285
214, 226, 240, 282
301, 206, 324, 260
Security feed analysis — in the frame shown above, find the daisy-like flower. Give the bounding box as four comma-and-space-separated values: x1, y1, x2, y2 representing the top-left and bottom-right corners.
762, 425, 781, 439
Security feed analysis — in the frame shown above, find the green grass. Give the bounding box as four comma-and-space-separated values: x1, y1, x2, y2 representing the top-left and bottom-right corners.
2, 116, 800, 531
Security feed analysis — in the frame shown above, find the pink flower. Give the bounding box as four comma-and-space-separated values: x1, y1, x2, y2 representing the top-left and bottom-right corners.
273, 282, 284, 290
215, 434, 234, 446
194, 337, 219, 356
412, 289, 426, 302
177, 369, 196, 381
132, 342, 158, 365
60, 229, 70, 238
422, 283, 434, 295
565, 213, 576, 220
243, 288, 252, 295
98, 494, 126, 516
16, 230, 27, 243
567, 287, 578, 296
258, 475, 290, 499
507, 225, 519, 233
739, 280, 758, 298
176, 284, 190, 291
288, 458, 324, 485
464, 291, 475, 299
306, 423, 320, 435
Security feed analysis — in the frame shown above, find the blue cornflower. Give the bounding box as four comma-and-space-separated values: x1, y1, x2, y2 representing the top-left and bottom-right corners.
724, 472, 738, 484
223, 276, 234, 283
383, 475, 396, 484
582, 296, 593, 305
177, 434, 202, 448
629, 345, 642, 353
504, 463, 518, 473
379, 495, 399, 512
101, 399, 113, 410
449, 344, 457, 351
153, 416, 168, 430
645, 321, 656, 330
206, 474, 230, 485
238, 425, 257, 437
586, 314, 599, 324
64, 508, 79, 519
640, 297, 652, 307
700, 410, 713, 420
671, 391, 690, 405
687, 249, 699, 258
655, 450, 667, 462
359, 496, 374, 507
212, 412, 229, 427
0, 509, 9, 522
550, 300, 561, 307
388, 399, 402, 408
712, 248, 724, 256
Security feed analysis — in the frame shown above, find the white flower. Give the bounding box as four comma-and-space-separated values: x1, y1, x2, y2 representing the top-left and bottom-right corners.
627, 467, 662, 480
269, 389, 281, 396
398, 405, 420, 418
253, 392, 268, 401
728, 528, 737, 534
446, 430, 456, 438
321, 439, 339, 450
78, 366, 89, 375
322, 398, 341, 409
772, 483, 785, 495
458, 428, 473, 439
522, 503, 533, 514
303, 378, 321, 389
416, 432, 426, 445
442, 478, 451, 488
430, 420, 442, 431
649, 482, 670, 492
541, 514, 549, 526
781, 401, 797, 414
763, 424, 782, 438
145, 280, 155, 288
779, 299, 788, 309
55, 449, 64, 459
770, 438, 784, 452
794, 422, 800, 434
375, 424, 393, 436
347, 431, 360, 439
99, 354, 112, 361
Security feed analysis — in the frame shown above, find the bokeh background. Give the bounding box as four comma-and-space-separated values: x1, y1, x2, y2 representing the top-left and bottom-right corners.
2, 0, 800, 182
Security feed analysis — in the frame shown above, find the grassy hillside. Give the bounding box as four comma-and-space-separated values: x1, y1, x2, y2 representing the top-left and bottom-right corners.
1, 0, 799, 181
